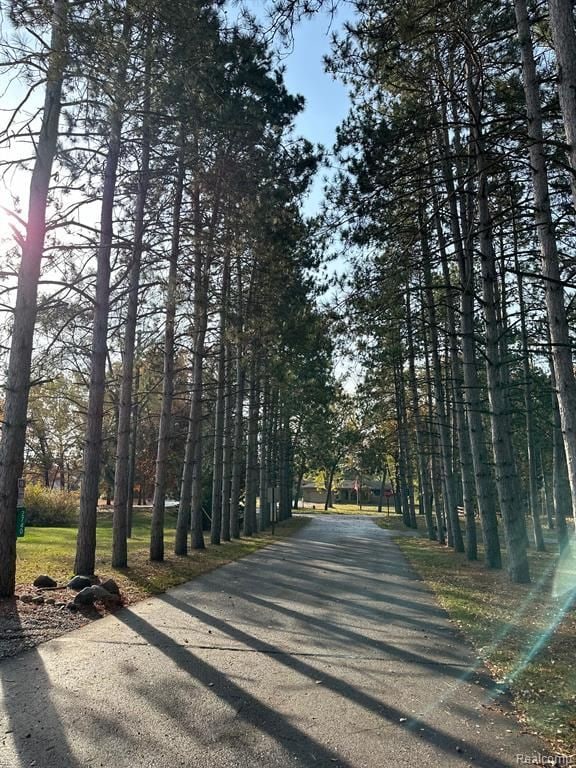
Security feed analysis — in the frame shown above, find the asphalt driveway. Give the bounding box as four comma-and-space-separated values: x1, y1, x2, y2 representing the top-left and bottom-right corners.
0, 515, 545, 767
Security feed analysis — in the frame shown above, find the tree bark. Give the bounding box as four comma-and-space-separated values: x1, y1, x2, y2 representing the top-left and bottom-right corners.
422, 307, 445, 544
434, 202, 477, 559
0, 0, 69, 596
421, 244, 464, 551
549, 355, 571, 553
230, 348, 245, 539
515, 0, 576, 536
175, 180, 208, 554
467, 57, 530, 582
127, 363, 140, 539
243, 352, 259, 536
393, 456, 402, 518
548, 0, 576, 209
150, 139, 184, 561
75, 10, 132, 576
268, 387, 279, 524
398, 359, 417, 528
220, 341, 234, 542
112, 29, 152, 567
434, 120, 501, 569
210, 254, 230, 545
293, 458, 305, 512
405, 285, 435, 539
324, 464, 336, 511
539, 448, 555, 530
260, 378, 271, 528
515, 257, 545, 551
278, 406, 292, 521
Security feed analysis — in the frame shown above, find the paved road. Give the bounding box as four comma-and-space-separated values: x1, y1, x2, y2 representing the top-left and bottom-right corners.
0, 516, 544, 768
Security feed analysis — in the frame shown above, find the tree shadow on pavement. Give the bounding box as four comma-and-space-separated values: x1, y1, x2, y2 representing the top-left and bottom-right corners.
0, 600, 81, 768
264, 575, 455, 637
115, 608, 356, 768
157, 593, 519, 768
224, 586, 494, 685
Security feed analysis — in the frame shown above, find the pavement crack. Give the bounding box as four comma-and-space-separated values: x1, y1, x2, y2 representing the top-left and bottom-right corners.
71, 637, 479, 667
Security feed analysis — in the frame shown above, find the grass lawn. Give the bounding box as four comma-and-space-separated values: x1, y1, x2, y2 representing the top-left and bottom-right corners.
373, 511, 421, 531
15, 509, 308, 602
377, 514, 576, 755
300, 503, 386, 516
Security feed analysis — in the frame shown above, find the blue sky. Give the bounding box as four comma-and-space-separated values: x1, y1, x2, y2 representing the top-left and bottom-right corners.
0, 3, 355, 231
280, 7, 353, 145
273, 4, 358, 384
264, 2, 356, 215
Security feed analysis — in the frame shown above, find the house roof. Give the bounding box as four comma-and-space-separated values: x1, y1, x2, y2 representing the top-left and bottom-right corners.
339, 479, 381, 490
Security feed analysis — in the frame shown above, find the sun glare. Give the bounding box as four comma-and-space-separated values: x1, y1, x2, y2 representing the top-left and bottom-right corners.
0, 171, 30, 244
0, 199, 25, 245
0, 204, 11, 239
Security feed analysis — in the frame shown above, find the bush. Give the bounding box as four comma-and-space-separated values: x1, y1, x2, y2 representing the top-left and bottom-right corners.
24, 484, 79, 527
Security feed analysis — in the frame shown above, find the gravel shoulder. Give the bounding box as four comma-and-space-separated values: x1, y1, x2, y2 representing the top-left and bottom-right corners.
0, 584, 123, 660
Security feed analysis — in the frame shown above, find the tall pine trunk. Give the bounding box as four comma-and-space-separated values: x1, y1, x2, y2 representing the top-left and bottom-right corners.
552, 399, 571, 554
260, 378, 271, 528
175, 180, 207, 554
393, 362, 412, 528
278, 406, 292, 521
421, 244, 464, 551
548, 0, 576, 208
515, 0, 576, 536
127, 363, 140, 539
515, 259, 545, 551
549, 347, 571, 553
150, 139, 184, 561
422, 299, 445, 544
220, 342, 234, 541
112, 32, 152, 567
398, 361, 417, 528
467, 58, 530, 582
230, 348, 245, 539
243, 352, 259, 536
540, 448, 555, 530
75, 10, 132, 576
435, 204, 477, 560
406, 285, 434, 539
433, 125, 501, 568
0, 0, 69, 596
210, 254, 230, 545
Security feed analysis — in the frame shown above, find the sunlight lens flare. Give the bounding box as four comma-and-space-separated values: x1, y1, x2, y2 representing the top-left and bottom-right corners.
406, 543, 576, 731
0, 202, 25, 244
552, 540, 576, 600
499, 536, 576, 687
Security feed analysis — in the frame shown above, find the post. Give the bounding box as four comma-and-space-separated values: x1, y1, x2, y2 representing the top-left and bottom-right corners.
16, 478, 26, 538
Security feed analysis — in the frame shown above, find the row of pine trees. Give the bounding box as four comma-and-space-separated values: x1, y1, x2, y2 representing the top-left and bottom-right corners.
330, 0, 576, 582
3, 0, 576, 595
0, 0, 333, 597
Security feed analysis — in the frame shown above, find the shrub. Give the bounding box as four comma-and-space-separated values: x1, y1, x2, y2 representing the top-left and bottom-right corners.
24, 484, 79, 527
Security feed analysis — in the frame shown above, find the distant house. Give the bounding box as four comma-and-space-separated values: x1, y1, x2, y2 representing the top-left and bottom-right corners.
337, 478, 382, 504
300, 482, 327, 505
300, 477, 394, 507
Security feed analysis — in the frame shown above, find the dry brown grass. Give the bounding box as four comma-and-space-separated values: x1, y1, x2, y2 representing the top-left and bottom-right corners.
380, 516, 576, 755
